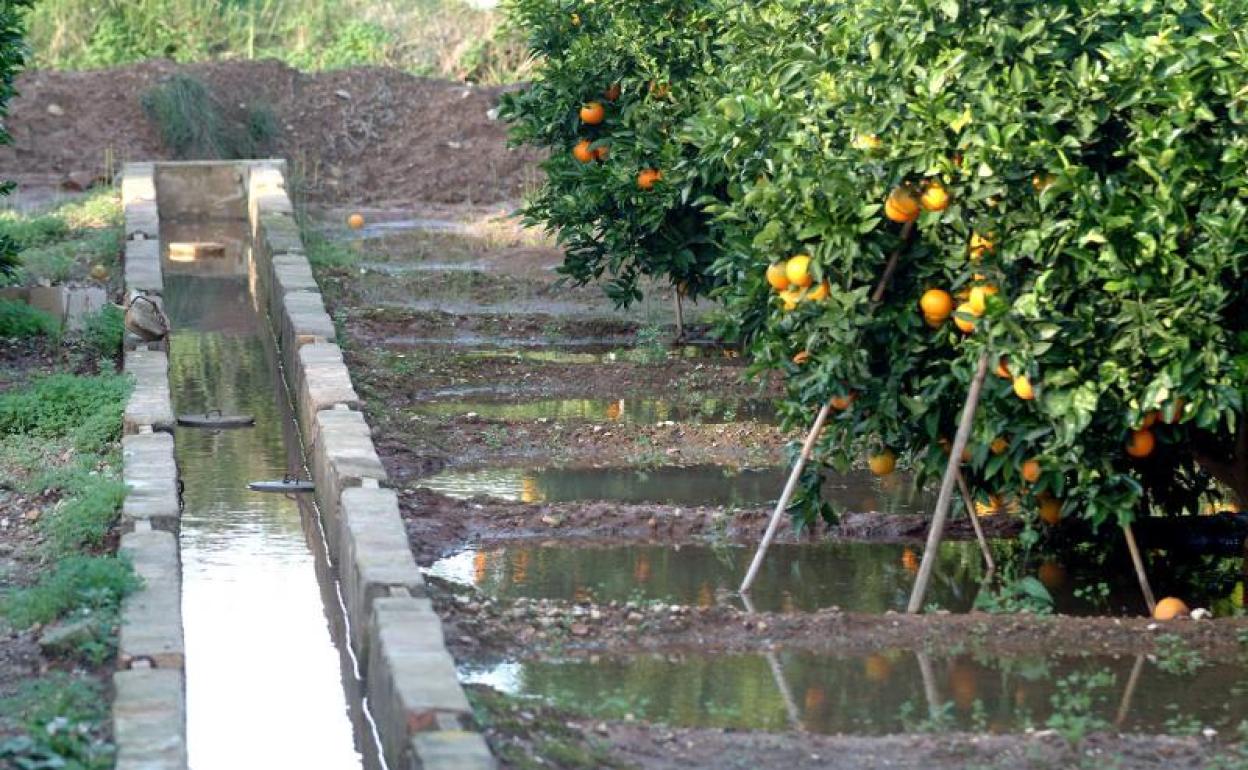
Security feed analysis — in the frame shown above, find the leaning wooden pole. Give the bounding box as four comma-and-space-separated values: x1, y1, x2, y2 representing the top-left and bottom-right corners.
741, 222, 916, 595
740, 402, 834, 593
956, 470, 995, 575
1123, 523, 1157, 614
907, 351, 991, 613
673, 288, 686, 342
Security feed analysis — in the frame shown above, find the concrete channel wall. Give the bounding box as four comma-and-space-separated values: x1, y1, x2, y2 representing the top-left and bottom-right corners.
115, 163, 189, 769
245, 163, 496, 770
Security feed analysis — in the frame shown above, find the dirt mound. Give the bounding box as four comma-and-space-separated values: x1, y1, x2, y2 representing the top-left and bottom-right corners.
0, 59, 543, 205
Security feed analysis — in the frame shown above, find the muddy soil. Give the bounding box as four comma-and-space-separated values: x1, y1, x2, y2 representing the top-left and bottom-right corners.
0, 61, 543, 206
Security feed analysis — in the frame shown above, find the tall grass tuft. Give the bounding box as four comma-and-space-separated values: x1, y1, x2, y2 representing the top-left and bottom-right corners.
141, 73, 278, 160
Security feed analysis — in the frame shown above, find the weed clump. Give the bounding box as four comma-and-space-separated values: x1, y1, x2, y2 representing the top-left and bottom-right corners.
142, 73, 278, 160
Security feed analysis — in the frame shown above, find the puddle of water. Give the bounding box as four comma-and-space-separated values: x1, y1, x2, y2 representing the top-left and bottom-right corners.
430, 541, 1247, 617
463, 650, 1248, 735
410, 397, 775, 425
417, 465, 931, 512
359, 260, 486, 275
429, 541, 987, 613
163, 221, 366, 770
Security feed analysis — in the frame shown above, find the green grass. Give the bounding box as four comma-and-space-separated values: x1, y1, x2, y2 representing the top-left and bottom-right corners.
142, 73, 278, 160
25, 0, 532, 84
0, 189, 123, 287
41, 477, 127, 555
0, 372, 130, 450
0, 299, 59, 338
0, 674, 115, 770
78, 303, 125, 359
3, 555, 138, 629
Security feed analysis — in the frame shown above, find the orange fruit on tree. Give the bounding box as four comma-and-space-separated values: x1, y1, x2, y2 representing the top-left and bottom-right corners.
765, 263, 790, 291
570, 12, 581, 26
1153, 596, 1189, 620
792, 351, 810, 365
995, 358, 1011, 379
990, 437, 1008, 455
604, 83, 621, 101
969, 232, 994, 260
923, 313, 945, 329
852, 133, 883, 152
920, 181, 950, 212
1013, 375, 1035, 401
919, 288, 954, 321
580, 101, 605, 125
572, 139, 595, 163
347, 213, 365, 230
807, 280, 830, 301
968, 285, 998, 315
1140, 412, 1159, 429
637, 168, 662, 190
779, 287, 803, 311
1126, 428, 1156, 458
954, 302, 976, 333
594, 143, 609, 160
1021, 459, 1042, 484
830, 392, 857, 411
1038, 493, 1062, 525
868, 450, 896, 476
785, 254, 813, 288
884, 187, 921, 223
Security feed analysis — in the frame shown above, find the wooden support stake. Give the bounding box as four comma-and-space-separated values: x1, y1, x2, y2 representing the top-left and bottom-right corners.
956, 470, 995, 575
907, 351, 991, 613
1123, 523, 1156, 614
740, 402, 834, 594
673, 288, 686, 342
742, 222, 918, 595
1114, 654, 1146, 728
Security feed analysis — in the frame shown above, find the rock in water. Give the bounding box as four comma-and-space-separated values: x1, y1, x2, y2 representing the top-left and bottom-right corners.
125, 292, 169, 341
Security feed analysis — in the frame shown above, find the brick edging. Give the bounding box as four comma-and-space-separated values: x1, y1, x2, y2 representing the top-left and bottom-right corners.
247, 163, 496, 770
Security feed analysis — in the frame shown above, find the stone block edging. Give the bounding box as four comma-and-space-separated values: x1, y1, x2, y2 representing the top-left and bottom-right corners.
114, 163, 188, 770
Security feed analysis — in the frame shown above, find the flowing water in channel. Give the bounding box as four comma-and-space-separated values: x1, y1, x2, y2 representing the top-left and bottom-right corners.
163, 221, 369, 770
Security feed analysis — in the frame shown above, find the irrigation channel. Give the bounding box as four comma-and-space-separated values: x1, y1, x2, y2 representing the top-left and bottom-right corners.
162, 219, 379, 766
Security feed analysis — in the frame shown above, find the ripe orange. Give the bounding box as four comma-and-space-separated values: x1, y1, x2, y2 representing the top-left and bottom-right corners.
594, 143, 609, 160
923, 313, 945, 329
580, 101, 605, 125
830, 392, 857, 411
570, 12, 581, 26
990, 437, 1008, 455
954, 302, 976, 333
969, 232, 994, 260
1021, 459, 1041, 484
604, 83, 621, 102
807, 280, 830, 301
765, 263, 790, 291
884, 187, 920, 223
637, 168, 662, 190
1153, 596, 1189, 620
572, 139, 595, 163
968, 285, 998, 316
347, 213, 365, 230
995, 358, 1011, 379
1038, 494, 1062, 525
779, 287, 804, 311
792, 351, 810, 365
919, 289, 954, 321
785, 255, 813, 288
1126, 428, 1156, 458
868, 450, 896, 476
1013, 375, 1035, 401
920, 181, 949, 212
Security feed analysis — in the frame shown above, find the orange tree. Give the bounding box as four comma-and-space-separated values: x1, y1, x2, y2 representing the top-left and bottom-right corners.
688, 0, 1248, 532
499, 0, 730, 306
